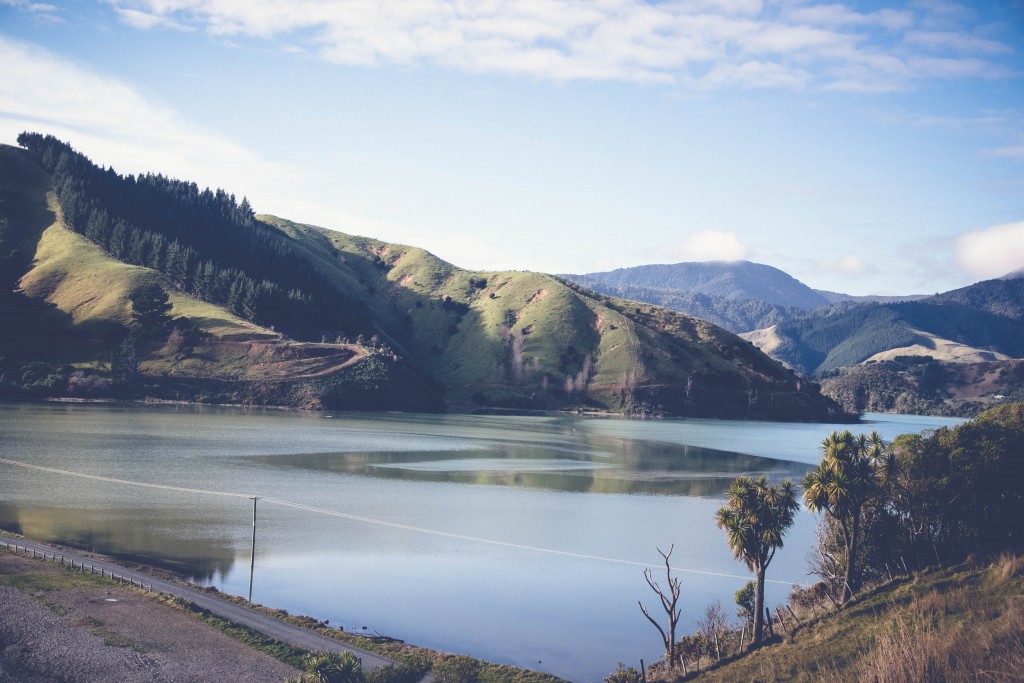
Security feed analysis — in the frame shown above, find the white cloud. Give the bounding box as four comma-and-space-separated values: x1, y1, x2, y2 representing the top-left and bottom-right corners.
115, 8, 191, 31
904, 30, 1013, 55
955, 221, 1024, 278
698, 60, 812, 90
836, 253, 874, 276
0, 36, 380, 234
102, 0, 1016, 91
1, 0, 57, 12
0, 36, 513, 268
671, 230, 749, 262
1, 0, 62, 22
783, 4, 912, 30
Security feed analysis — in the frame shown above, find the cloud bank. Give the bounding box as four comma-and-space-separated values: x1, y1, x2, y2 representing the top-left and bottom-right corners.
956, 221, 1024, 279
674, 230, 749, 262
105, 0, 1015, 92
0, 36, 323, 221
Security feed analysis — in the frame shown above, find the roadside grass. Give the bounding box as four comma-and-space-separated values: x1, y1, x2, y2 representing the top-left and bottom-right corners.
680, 554, 1024, 683
161, 594, 309, 669
203, 588, 568, 683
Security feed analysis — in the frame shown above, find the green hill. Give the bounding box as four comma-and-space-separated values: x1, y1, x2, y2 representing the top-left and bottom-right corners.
0, 136, 846, 420
740, 285, 1024, 377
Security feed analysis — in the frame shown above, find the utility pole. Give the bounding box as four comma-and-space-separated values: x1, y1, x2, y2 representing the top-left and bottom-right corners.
248, 496, 260, 603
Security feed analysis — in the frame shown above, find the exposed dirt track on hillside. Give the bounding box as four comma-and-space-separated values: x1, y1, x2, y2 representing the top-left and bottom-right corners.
183, 338, 371, 381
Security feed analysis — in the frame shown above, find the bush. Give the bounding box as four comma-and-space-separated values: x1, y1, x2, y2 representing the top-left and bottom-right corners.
604, 662, 641, 683
433, 655, 480, 683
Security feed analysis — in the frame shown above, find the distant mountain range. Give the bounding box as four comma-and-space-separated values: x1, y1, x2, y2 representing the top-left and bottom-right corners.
0, 135, 845, 421
562, 260, 930, 332
564, 260, 833, 309
563, 261, 1024, 417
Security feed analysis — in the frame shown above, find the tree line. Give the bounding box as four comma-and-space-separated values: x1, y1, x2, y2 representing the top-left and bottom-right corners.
17, 133, 370, 341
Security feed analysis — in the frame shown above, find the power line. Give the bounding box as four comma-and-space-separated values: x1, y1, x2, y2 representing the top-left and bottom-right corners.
0, 456, 802, 585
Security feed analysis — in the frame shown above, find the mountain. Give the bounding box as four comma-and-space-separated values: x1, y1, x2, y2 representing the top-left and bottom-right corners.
0, 136, 845, 421
558, 235, 1021, 420
813, 289, 926, 304
553, 283, 804, 335
743, 280, 1024, 377
563, 260, 833, 310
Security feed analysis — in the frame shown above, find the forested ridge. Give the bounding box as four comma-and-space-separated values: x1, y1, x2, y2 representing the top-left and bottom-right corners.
771, 290, 1024, 376
16, 132, 369, 341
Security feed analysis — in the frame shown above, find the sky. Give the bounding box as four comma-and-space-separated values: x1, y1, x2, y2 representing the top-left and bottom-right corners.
1, 1, 1023, 296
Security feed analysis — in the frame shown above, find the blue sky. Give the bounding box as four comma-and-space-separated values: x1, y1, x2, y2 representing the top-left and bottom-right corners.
1, 0, 1022, 295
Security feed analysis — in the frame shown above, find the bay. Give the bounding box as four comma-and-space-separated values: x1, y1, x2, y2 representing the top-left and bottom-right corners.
0, 402, 963, 681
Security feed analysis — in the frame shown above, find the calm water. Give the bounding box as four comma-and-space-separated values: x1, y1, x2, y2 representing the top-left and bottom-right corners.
0, 402, 963, 681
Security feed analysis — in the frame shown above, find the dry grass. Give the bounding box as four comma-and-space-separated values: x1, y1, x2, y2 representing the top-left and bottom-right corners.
858, 595, 1024, 682
691, 555, 1024, 683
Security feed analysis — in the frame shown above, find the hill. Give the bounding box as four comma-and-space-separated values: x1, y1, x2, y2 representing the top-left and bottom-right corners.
0, 136, 845, 420
679, 555, 1024, 683
813, 289, 925, 305
563, 261, 832, 311
738, 282, 1024, 376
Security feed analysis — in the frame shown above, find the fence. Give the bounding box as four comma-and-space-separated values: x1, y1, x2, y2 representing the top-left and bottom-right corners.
2, 540, 154, 593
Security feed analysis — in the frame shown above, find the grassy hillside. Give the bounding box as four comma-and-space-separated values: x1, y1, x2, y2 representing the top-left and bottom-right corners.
261, 216, 844, 419
1, 139, 845, 419
678, 555, 1024, 683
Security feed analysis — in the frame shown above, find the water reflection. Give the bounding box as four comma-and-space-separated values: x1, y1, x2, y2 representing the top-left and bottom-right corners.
252, 433, 809, 497
0, 502, 237, 581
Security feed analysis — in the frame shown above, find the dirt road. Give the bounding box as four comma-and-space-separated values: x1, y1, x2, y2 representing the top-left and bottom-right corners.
0, 534, 403, 678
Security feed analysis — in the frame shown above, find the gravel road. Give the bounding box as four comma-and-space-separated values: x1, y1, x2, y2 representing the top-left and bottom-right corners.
0, 534, 404, 675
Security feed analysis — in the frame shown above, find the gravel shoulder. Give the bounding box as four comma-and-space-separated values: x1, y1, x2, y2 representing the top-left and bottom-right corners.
0, 552, 300, 682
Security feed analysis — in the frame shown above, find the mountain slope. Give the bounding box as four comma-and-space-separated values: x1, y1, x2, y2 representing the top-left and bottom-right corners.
564, 260, 832, 310
689, 555, 1024, 683
0, 137, 845, 420
742, 282, 1024, 377
262, 216, 841, 419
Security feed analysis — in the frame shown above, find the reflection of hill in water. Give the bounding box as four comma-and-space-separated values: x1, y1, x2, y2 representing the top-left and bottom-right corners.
253, 431, 810, 497
0, 503, 236, 582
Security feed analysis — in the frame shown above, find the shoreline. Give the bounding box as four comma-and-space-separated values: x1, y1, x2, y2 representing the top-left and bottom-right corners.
31, 394, 863, 424
0, 529, 565, 683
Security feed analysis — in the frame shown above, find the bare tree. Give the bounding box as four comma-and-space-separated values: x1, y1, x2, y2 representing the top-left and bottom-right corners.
697, 600, 731, 662
639, 546, 682, 669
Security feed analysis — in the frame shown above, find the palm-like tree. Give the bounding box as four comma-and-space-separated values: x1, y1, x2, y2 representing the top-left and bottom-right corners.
802, 430, 886, 603
302, 651, 364, 683
715, 475, 799, 646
